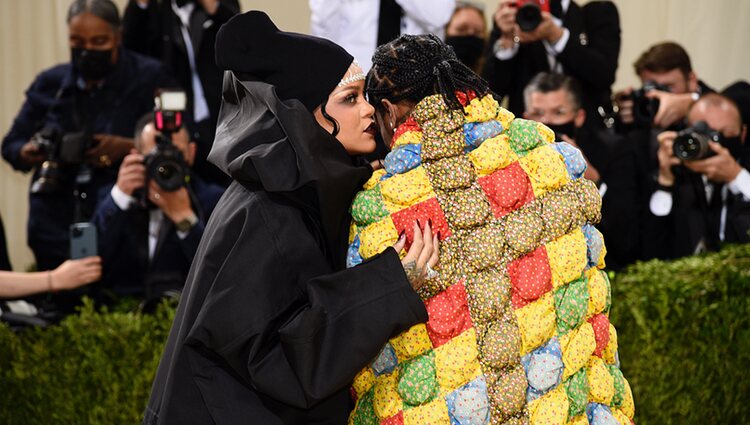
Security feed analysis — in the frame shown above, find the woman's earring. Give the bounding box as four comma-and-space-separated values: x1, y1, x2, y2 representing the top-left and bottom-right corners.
390, 121, 395, 130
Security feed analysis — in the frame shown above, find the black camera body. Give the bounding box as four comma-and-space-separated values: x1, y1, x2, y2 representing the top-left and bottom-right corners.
630, 80, 670, 127
145, 90, 189, 192
513, 0, 550, 32
30, 127, 91, 194
672, 121, 721, 161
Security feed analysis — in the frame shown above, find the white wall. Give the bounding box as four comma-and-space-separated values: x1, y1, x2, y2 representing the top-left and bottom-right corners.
1, 0, 748, 269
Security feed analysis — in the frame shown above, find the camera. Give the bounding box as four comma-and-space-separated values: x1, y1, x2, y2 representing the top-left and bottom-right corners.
512, 0, 550, 32
629, 80, 670, 127
144, 90, 189, 192
30, 127, 91, 194
672, 121, 721, 161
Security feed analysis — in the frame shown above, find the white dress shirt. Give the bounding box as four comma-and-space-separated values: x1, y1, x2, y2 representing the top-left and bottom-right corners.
310, 0, 456, 71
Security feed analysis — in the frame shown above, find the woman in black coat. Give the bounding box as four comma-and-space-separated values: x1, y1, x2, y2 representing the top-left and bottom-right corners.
144, 11, 438, 425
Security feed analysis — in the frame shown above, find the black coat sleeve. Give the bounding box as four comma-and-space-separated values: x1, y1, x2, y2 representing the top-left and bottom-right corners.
557, 1, 621, 91
184, 191, 427, 409
122, 0, 157, 57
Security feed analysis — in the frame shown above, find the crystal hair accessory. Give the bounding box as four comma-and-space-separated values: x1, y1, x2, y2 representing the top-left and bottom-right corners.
338, 59, 366, 87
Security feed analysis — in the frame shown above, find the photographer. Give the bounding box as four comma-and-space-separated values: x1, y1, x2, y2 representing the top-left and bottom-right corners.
616, 42, 712, 131
524, 72, 641, 268
483, 0, 621, 120
92, 113, 223, 301
646, 93, 749, 259
0, 0, 174, 274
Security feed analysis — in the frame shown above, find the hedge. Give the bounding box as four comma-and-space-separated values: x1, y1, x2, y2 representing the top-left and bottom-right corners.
1, 245, 749, 424
610, 244, 750, 424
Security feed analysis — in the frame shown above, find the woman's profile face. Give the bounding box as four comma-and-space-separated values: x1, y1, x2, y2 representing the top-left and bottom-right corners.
314, 67, 378, 156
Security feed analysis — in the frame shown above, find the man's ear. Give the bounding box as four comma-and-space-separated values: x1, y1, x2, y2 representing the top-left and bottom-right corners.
380, 99, 398, 129
574, 108, 586, 128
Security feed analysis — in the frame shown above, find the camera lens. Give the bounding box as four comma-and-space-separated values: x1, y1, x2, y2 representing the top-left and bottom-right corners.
516, 3, 542, 32
154, 159, 185, 191
673, 132, 711, 161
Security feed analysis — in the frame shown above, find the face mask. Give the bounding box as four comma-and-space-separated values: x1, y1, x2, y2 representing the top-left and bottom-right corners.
71, 47, 114, 81
445, 36, 484, 70
545, 120, 577, 141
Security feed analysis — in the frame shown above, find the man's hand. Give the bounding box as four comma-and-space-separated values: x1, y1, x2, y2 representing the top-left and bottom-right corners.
520, 11, 564, 44
648, 91, 695, 129
86, 134, 135, 168
683, 141, 743, 183
19, 141, 47, 167
116, 150, 146, 196
494, 0, 519, 48
656, 131, 681, 186
148, 180, 194, 225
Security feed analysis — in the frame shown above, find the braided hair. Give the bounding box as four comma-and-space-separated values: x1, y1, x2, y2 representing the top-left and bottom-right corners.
367, 34, 491, 112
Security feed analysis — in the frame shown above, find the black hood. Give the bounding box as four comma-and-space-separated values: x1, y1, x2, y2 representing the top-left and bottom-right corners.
208, 72, 372, 269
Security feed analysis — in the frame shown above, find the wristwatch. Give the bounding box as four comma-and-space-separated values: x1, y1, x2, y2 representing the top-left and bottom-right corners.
175, 212, 199, 233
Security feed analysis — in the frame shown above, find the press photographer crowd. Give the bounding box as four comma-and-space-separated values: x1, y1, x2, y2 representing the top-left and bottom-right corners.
0, 0, 747, 322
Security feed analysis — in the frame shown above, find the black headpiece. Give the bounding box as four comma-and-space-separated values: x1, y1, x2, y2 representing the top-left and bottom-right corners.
215, 10, 353, 111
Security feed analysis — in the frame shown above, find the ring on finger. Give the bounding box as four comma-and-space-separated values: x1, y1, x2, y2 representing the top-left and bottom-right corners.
424, 263, 439, 280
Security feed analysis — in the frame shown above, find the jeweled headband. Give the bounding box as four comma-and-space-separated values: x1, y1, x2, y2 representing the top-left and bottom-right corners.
337, 59, 366, 87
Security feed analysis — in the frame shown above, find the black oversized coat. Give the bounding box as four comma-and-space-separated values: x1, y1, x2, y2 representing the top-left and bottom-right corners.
144, 75, 428, 424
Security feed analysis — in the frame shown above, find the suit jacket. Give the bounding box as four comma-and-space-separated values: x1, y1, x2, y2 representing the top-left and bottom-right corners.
92, 176, 224, 299
122, 0, 240, 184
483, 1, 621, 120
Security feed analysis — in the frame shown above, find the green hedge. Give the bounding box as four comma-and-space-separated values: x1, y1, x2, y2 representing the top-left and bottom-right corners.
1, 246, 749, 424
610, 244, 750, 424
0, 299, 174, 424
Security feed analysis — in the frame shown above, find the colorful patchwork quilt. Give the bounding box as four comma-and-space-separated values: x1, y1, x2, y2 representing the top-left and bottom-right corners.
346, 93, 634, 425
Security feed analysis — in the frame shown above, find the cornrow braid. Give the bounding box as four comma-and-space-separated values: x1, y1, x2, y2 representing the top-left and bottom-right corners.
367, 34, 490, 111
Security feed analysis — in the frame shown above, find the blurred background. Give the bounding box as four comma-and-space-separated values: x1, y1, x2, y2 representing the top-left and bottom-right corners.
1, 0, 748, 269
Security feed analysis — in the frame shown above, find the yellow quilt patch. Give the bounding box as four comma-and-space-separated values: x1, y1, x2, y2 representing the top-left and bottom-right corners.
518, 145, 570, 197
380, 166, 435, 213
373, 372, 402, 419
546, 229, 588, 289
358, 218, 398, 259
389, 324, 433, 362
586, 268, 609, 317
515, 292, 556, 356
560, 322, 596, 379
467, 135, 517, 176
434, 328, 482, 393
587, 357, 615, 405
528, 385, 569, 425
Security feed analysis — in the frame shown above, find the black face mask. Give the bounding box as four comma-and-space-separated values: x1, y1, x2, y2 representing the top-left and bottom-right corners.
445, 36, 484, 70
545, 120, 578, 141
71, 47, 114, 82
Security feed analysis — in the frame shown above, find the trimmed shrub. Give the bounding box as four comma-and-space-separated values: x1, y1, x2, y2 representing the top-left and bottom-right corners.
1, 245, 749, 424
610, 244, 750, 424
0, 299, 174, 424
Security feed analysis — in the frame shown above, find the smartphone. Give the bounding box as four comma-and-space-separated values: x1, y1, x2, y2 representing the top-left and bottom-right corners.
70, 222, 97, 260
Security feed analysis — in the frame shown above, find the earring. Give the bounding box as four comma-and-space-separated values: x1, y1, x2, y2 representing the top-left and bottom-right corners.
390, 121, 395, 130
